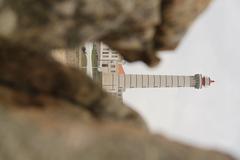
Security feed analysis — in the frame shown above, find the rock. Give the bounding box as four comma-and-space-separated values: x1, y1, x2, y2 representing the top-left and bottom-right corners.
0, 101, 235, 160
154, 0, 212, 50
0, 40, 146, 129
0, 8, 17, 37
0, 0, 235, 159
1, 0, 211, 66
0, 42, 235, 160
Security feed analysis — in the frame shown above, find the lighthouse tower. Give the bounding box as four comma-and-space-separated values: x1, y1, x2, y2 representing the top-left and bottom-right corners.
52, 42, 214, 100
102, 73, 214, 91
95, 42, 215, 99
102, 73, 215, 98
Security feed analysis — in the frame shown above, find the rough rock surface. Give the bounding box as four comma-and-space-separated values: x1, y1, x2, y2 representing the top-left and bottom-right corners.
0, 103, 234, 160
154, 0, 212, 50
1, 0, 210, 66
0, 41, 146, 129
0, 53, 235, 160
0, 0, 236, 160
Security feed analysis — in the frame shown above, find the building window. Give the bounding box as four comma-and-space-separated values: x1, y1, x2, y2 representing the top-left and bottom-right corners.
103, 55, 109, 58
112, 55, 118, 58
102, 51, 109, 54
102, 64, 108, 67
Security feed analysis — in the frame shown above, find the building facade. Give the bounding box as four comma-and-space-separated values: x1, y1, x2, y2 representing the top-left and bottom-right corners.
96, 42, 124, 74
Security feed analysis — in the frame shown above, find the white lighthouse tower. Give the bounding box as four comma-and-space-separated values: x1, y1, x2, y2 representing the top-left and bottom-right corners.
102, 73, 215, 98
95, 43, 215, 99
52, 42, 215, 100
102, 73, 214, 90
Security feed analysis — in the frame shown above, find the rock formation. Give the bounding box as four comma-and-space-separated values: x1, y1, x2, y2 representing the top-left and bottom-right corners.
0, 0, 236, 159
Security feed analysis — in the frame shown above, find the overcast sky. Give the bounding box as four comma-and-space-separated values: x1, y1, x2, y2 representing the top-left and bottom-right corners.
124, 0, 240, 158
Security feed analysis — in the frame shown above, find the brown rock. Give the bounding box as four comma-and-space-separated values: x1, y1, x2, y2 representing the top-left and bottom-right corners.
0, 43, 235, 160
154, 0, 212, 50
0, 0, 234, 160
1, 0, 211, 66
0, 40, 147, 129
0, 100, 235, 160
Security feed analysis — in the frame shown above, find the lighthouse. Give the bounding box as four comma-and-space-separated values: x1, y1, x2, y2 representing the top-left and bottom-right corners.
102, 73, 214, 91
95, 42, 214, 99
102, 73, 215, 99
52, 42, 215, 100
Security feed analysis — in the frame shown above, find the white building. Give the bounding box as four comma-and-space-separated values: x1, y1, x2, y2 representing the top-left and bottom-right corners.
96, 42, 124, 73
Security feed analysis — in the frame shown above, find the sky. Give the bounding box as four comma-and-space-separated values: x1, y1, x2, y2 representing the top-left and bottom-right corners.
124, 0, 240, 158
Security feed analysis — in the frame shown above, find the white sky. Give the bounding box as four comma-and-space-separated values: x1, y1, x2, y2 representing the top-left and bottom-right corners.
124, 0, 240, 158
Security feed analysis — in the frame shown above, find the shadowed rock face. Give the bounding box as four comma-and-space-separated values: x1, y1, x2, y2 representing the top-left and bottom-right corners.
0, 49, 235, 159
0, 40, 146, 129
1, 0, 211, 66
0, 0, 236, 160
0, 104, 234, 160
